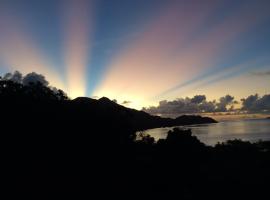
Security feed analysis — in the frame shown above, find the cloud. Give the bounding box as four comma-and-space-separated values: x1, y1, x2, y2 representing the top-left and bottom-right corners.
251, 70, 270, 76
216, 95, 235, 112
3, 71, 49, 86
3, 71, 23, 83
122, 100, 132, 105
191, 95, 206, 104
142, 95, 221, 115
241, 94, 270, 112
22, 72, 49, 86
143, 93, 270, 115
142, 94, 242, 115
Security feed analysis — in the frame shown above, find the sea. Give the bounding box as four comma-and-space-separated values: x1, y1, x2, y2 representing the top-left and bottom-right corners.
140, 118, 270, 146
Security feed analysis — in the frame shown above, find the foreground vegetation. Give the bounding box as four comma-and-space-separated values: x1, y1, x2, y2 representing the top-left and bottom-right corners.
1, 73, 270, 199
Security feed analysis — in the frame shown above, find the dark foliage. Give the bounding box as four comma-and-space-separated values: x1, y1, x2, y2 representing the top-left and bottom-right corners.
1, 77, 269, 199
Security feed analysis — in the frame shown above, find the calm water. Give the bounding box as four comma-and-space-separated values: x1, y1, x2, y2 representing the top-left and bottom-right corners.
141, 119, 270, 146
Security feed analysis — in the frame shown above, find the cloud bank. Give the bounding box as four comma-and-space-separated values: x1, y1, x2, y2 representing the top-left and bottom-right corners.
241, 94, 270, 112
143, 94, 270, 115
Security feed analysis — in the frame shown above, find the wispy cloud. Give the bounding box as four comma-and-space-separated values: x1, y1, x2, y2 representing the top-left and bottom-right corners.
251, 70, 270, 76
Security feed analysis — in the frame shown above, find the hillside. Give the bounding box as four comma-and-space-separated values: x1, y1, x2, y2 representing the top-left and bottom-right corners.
0, 79, 216, 141
71, 96, 217, 131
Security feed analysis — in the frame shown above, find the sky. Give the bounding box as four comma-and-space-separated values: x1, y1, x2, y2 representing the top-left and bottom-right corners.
0, 0, 270, 109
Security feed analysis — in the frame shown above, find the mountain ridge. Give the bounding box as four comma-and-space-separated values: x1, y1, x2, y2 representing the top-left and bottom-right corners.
71, 96, 217, 131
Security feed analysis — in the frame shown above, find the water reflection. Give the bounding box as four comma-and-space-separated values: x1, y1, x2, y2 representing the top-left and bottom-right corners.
141, 119, 270, 146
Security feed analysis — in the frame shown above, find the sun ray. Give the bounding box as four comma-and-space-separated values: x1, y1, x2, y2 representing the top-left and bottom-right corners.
63, 0, 94, 98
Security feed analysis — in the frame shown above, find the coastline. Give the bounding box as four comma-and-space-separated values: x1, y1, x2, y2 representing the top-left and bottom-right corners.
156, 113, 270, 122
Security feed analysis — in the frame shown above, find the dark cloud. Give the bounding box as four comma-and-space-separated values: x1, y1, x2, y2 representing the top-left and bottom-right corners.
3, 71, 49, 86
241, 94, 258, 110
216, 95, 234, 112
143, 93, 270, 115
142, 95, 222, 115
251, 70, 270, 76
198, 100, 216, 112
1, 71, 69, 99
241, 94, 270, 112
22, 72, 49, 86
122, 100, 131, 105
3, 71, 23, 83
191, 95, 206, 104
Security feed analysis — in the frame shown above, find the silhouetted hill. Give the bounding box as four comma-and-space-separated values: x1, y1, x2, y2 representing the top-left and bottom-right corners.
0, 78, 216, 133
71, 96, 217, 131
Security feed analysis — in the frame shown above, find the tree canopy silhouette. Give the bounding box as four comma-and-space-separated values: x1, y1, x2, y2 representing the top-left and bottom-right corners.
0, 71, 68, 102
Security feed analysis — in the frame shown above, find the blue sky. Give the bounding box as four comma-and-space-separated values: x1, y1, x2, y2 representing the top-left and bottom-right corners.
0, 0, 270, 108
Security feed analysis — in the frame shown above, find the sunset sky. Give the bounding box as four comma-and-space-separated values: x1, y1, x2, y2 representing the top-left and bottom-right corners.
0, 0, 270, 109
